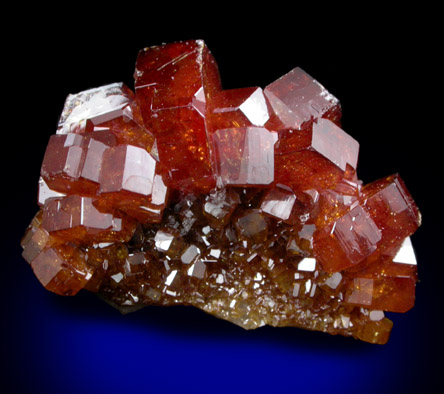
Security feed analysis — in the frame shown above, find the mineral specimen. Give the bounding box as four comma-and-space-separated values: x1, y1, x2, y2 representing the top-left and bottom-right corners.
21, 39, 421, 344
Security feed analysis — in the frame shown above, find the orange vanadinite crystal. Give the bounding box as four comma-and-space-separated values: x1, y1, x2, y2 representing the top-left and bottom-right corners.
40, 82, 169, 225
98, 144, 168, 223
41, 195, 136, 244
57, 82, 155, 151
264, 67, 342, 129
209, 87, 271, 131
134, 40, 222, 193
31, 244, 94, 296
274, 119, 359, 192
41, 131, 118, 196
343, 238, 418, 313
361, 174, 421, 253
22, 39, 422, 344
212, 127, 278, 186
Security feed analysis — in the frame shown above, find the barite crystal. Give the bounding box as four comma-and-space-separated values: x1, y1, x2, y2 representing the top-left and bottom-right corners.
21, 39, 422, 344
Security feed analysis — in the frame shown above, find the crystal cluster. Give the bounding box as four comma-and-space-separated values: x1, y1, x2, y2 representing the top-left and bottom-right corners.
22, 39, 421, 344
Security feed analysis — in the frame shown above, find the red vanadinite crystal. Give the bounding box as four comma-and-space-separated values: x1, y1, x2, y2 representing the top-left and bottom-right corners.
134, 40, 222, 193
22, 39, 422, 344
212, 127, 278, 186
209, 87, 271, 131
264, 67, 342, 129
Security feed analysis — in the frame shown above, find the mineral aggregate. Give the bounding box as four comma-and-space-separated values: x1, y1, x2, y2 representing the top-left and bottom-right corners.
21, 39, 421, 344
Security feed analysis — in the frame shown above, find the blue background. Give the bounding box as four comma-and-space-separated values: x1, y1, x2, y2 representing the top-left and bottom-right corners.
4, 9, 440, 394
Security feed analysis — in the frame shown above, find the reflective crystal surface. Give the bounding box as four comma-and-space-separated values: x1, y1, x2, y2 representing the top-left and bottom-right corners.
212, 127, 278, 186
134, 40, 222, 193
22, 39, 422, 345
210, 87, 271, 130
264, 67, 342, 129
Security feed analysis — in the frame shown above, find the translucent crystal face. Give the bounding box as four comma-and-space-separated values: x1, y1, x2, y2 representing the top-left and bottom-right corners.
212, 127, 278, 186
210, 87, 270, 129
264, 67, 341, 129
21, 39, 421, 345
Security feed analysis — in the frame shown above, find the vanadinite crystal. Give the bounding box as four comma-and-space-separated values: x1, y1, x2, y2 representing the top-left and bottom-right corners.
22, 39, 421, 344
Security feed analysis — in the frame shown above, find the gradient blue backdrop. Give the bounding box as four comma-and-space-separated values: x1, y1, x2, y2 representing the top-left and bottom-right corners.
4, 12, 440, 394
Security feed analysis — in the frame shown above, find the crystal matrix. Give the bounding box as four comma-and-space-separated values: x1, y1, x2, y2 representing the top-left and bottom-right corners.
22, 39, 421, 344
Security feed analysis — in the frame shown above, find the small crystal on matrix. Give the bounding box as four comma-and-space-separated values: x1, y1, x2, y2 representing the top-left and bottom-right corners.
22, 39, 421, 344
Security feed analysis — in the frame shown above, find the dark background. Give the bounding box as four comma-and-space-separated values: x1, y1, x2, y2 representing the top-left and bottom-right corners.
3, 7, 440, 394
